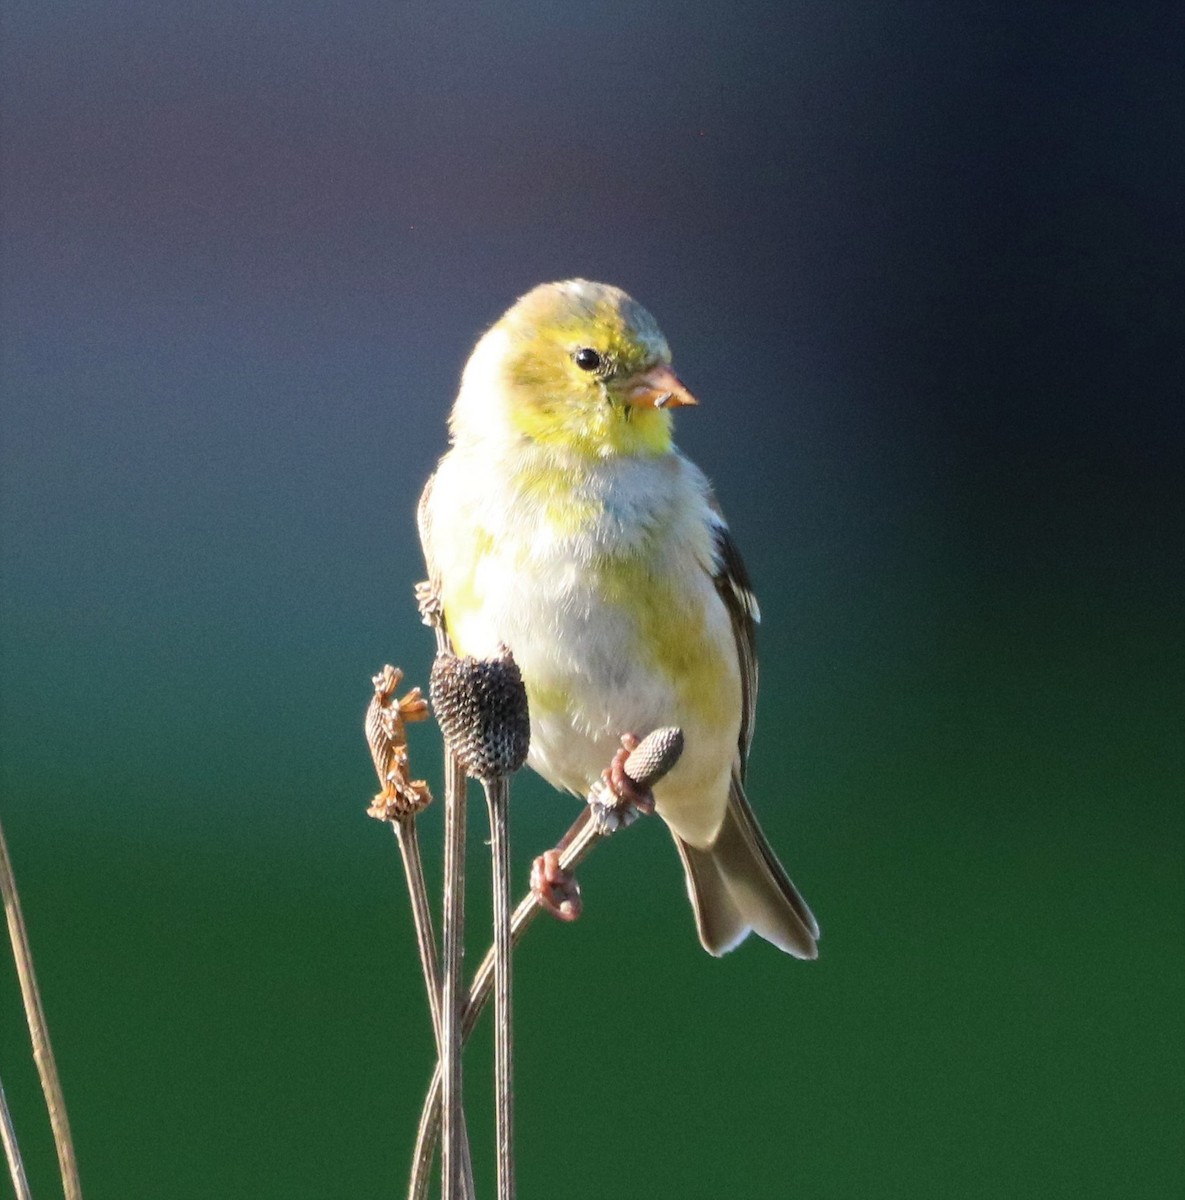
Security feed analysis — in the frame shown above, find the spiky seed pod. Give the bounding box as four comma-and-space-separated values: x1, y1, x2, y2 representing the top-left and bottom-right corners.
429, 649, 530, 780
623, 727, 684, 789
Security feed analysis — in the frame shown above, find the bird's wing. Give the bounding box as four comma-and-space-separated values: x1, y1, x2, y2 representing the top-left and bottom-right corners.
417, 470, 440, 588
708, 517, 760, 778
683, 511, 819, 957
416, 469, 455, 648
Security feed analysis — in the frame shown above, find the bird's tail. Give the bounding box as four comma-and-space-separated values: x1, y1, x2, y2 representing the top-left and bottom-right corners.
674, 776, 819, 958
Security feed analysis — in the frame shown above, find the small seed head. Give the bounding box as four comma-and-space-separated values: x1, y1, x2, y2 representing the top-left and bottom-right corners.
623, 727, 685, 789
429, 649, 530, 780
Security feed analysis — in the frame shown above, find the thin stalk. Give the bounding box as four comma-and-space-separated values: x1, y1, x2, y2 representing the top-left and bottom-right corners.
0, 817, 83, 1200
0, 1074, 33, 1200
392, 817, 476, 1199
483, 777, 514, 1200
405, 597, 478, 1200
410, 808, 602, 1196
411, 726, 682, 1192
393, 817, 443, 1047
363, 656, 474, 1200
439, 749, 467, 1200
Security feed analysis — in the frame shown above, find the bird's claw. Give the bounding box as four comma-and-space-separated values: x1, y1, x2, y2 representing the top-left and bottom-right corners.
414, 580, 444, 629
586, 733, 656, 834
531, 849, 582, 922
605, 734, 655, 815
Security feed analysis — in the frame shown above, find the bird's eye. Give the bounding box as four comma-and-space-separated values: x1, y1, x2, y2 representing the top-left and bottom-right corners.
573, 347, 602, 372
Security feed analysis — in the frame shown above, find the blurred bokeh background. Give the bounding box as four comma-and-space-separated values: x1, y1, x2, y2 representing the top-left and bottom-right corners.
2, 2, 1181, 1197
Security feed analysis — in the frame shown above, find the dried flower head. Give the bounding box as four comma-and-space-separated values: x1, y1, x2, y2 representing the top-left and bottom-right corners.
429, 648, 530, 780
365, 664, 433, 821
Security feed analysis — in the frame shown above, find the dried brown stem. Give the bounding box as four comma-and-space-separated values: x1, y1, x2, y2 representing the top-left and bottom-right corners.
439, 749, 467, 1200
483, 776, 515, 1200
0, 817, 83, 1200
393, 817, 476, 1200
408, 805, 601, 1195
364, 662, 473, 1198
409, 729, 683, 1195
0, 1074, 33, 1200
391, 818, 442, 1040
418, 623, 531, 1200
415, 585, 472, 1200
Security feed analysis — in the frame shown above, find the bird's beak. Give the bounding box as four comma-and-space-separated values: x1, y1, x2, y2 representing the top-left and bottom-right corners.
624, 363, 698, 409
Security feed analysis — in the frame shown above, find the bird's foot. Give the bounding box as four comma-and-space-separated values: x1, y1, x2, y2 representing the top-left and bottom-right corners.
530, 848, 582, 922
604, 733, 656, 815
587, 733, 656, 833
414, 580, 444, 630
531, 729, 681, 920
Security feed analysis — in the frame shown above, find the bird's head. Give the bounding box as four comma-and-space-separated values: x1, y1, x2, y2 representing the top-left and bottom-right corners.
450, 279, 697, 459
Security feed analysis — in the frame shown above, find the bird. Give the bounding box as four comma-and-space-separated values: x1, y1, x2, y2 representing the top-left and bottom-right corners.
417, 279, 819, 958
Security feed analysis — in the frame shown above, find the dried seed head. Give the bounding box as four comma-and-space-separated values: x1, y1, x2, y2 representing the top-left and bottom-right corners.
587, 726, 685, 833
623, 727, 684, 789
364, 664, 433, 821
430, 649, 530, 780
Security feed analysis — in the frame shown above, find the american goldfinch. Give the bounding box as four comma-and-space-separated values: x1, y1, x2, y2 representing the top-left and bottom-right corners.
418, 280, 819, 957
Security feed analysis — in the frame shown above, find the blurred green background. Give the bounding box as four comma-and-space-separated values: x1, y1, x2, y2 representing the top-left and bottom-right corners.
1, 2, 1181, 1197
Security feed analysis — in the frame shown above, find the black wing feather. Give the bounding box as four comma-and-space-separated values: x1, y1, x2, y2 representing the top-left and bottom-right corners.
709, 522, 760, 777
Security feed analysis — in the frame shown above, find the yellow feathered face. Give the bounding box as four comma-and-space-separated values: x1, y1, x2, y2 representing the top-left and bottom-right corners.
490, 279, 697, 458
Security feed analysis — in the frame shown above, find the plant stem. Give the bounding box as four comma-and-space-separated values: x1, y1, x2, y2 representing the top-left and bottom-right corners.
410, 726, 682, 1191
0, 1074, 32, 1200
392, 817, 476, 1199
410, 806, 603, 1195
439, 749, 467, 1200
483, 777, 514, 1200
406, 595, 479, 1200
393, 817, 443, 1046
0, 817, 83, 1200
